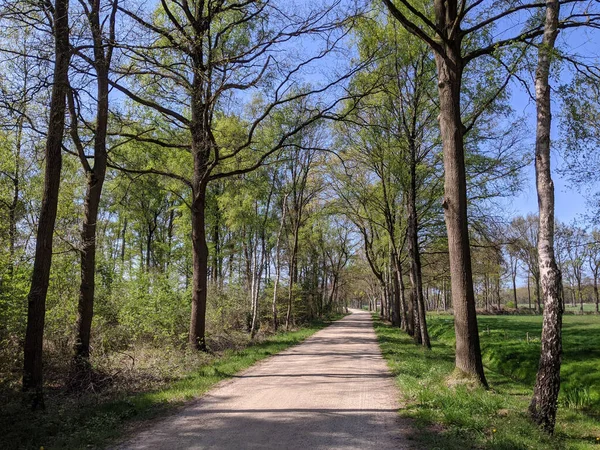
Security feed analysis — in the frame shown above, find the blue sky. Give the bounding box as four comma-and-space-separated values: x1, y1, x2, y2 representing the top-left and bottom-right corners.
500, 23, 599, 225
501, 95, 589, 225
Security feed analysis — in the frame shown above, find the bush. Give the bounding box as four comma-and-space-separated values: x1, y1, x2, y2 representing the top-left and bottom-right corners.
0, 264, 29, 341
116, 271, 190, 344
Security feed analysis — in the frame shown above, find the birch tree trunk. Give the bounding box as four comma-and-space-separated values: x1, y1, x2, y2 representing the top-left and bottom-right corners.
529, 0, 563, 433
286, 222, 300, 330
512, 272, 518, 310
251, 189, 273, 338
249, 229, 259, 334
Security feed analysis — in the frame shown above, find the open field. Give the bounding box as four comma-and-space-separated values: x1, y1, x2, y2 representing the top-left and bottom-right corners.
564, 304, 600, 314
374, 313, 600, 449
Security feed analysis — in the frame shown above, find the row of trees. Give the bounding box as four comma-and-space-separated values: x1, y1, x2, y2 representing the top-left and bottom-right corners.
504, 216, 600, 314
344, 215, 600, 317
369, 0, 598, 434
328, 7, 527, 351
0, 0, 366, 409
1, 0, 599, 437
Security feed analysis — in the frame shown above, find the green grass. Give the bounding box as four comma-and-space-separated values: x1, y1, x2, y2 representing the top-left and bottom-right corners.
509, 302, 599, 313
564, 303, 600, 313
374, 313, 600, 450
0, 318, 339, 450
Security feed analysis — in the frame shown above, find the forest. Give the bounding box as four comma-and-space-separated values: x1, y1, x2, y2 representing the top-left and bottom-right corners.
1, 0, 600, 448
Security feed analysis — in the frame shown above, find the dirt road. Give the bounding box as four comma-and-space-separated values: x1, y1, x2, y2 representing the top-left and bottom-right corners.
114, 309, 412, 449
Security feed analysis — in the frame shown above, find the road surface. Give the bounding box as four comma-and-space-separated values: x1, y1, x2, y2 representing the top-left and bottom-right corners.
114, 309, 413, 449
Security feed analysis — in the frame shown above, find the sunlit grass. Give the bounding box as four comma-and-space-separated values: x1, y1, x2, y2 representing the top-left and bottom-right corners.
374, 313, 600, 449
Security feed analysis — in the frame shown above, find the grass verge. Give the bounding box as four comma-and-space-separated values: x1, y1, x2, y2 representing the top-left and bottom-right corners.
1, 316, 340, 450
373, 314, 600, 450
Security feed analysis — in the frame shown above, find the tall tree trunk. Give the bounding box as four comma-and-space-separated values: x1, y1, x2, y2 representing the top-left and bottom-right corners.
189, 181, 209, 350
286, 222, 300, 330
8, 115, 23, 274
251, 189, 272, 338
512, 273, 518, 310
7, 53, 30, 275
484, 275, 490, 311
397, 260, 409, 328
187, 63, 214, 351
211, 192, 220, 284
411, 290, 422, 344
120, 219, 127, 264
166, 208, 174, 272
329, 274, 339, 310
319, 271, 326, 316
382, 268, 387, 319
250, 232, 262, 338
243, 228, 253, 291
380, 286, 386, 318
73, 20, 111, 366
249, 226, 259, 328
271, 253, 281, 331
529, 0, 563, 433
528, 276, 532, 309
442, 278, 447, 311
271, 199, 287, 331
434, 44, 487, 386
393, 275, 398, 321
577, 277, 583, 313
390, 251, 402, 328
146, 221, 154, 270
594, 270, 599, 314
74, 169, 105, 365
407, 174, 430, 348
311, 255, 320, 318
400, 261, 414, 334
496, 275, 501, 309
22, 0, 70, 409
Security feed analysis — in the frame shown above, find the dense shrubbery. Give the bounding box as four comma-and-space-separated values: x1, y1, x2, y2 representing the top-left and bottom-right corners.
0, 248, 344, 391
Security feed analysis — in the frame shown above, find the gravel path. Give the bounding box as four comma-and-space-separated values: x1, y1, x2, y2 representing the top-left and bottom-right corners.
113, 309, 413, 449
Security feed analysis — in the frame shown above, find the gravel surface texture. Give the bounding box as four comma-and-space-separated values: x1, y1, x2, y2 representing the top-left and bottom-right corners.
113, 309, 413, 449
